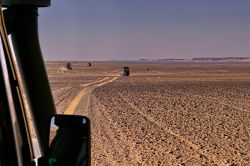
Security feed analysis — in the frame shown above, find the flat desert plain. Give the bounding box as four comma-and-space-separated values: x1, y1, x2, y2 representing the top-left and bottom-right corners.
46, 61, 250, 166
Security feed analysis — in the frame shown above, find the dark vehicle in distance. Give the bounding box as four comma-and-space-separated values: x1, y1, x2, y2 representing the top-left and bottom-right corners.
66, 62, 72, 70
121, 66, 130, 76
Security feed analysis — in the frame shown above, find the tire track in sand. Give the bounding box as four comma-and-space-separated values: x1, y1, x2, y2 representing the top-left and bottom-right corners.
96, 77, 118, 87
64, 77, 118, 115
117, 92, 229, 166
90, 96, 129, 165
92, 95, 142, 165
80, 77, 110, 87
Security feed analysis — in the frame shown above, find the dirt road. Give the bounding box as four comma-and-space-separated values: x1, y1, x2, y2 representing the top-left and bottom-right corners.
64, 77, 118, 114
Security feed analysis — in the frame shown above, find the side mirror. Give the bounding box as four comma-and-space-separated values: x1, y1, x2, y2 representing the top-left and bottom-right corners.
47, 115, 90, 166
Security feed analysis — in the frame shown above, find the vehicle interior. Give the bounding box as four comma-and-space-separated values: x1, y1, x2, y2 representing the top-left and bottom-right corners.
0, 0, 90, 165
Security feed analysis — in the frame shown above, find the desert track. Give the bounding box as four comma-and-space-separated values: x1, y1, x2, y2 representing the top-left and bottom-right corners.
64, 77, 118, 115
118, 93, 227, 166
46, 62, 250, 166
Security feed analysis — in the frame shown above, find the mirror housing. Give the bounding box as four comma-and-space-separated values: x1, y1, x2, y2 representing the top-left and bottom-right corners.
39, 114, 91, 166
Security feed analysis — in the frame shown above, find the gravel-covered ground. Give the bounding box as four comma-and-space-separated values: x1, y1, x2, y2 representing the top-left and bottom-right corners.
46, 61, 250, 166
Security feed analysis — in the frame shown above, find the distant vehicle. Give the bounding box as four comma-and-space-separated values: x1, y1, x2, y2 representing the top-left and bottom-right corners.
66, 62, 72, 70
121, 66, 130, 76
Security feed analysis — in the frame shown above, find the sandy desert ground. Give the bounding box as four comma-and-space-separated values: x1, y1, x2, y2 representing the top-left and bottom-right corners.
45, 61, 250, 166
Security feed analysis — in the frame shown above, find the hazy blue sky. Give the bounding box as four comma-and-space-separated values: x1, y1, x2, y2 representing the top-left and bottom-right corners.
39, 0, 250, 61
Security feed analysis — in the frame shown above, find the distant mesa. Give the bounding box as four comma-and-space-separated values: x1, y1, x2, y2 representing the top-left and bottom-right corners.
139, 58, 185, 61
138, 57, 250, 62
192, 57, 250, 62
156, 59, 186, 61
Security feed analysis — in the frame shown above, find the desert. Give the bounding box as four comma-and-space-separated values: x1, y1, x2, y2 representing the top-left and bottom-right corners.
45, 61, 250, 166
